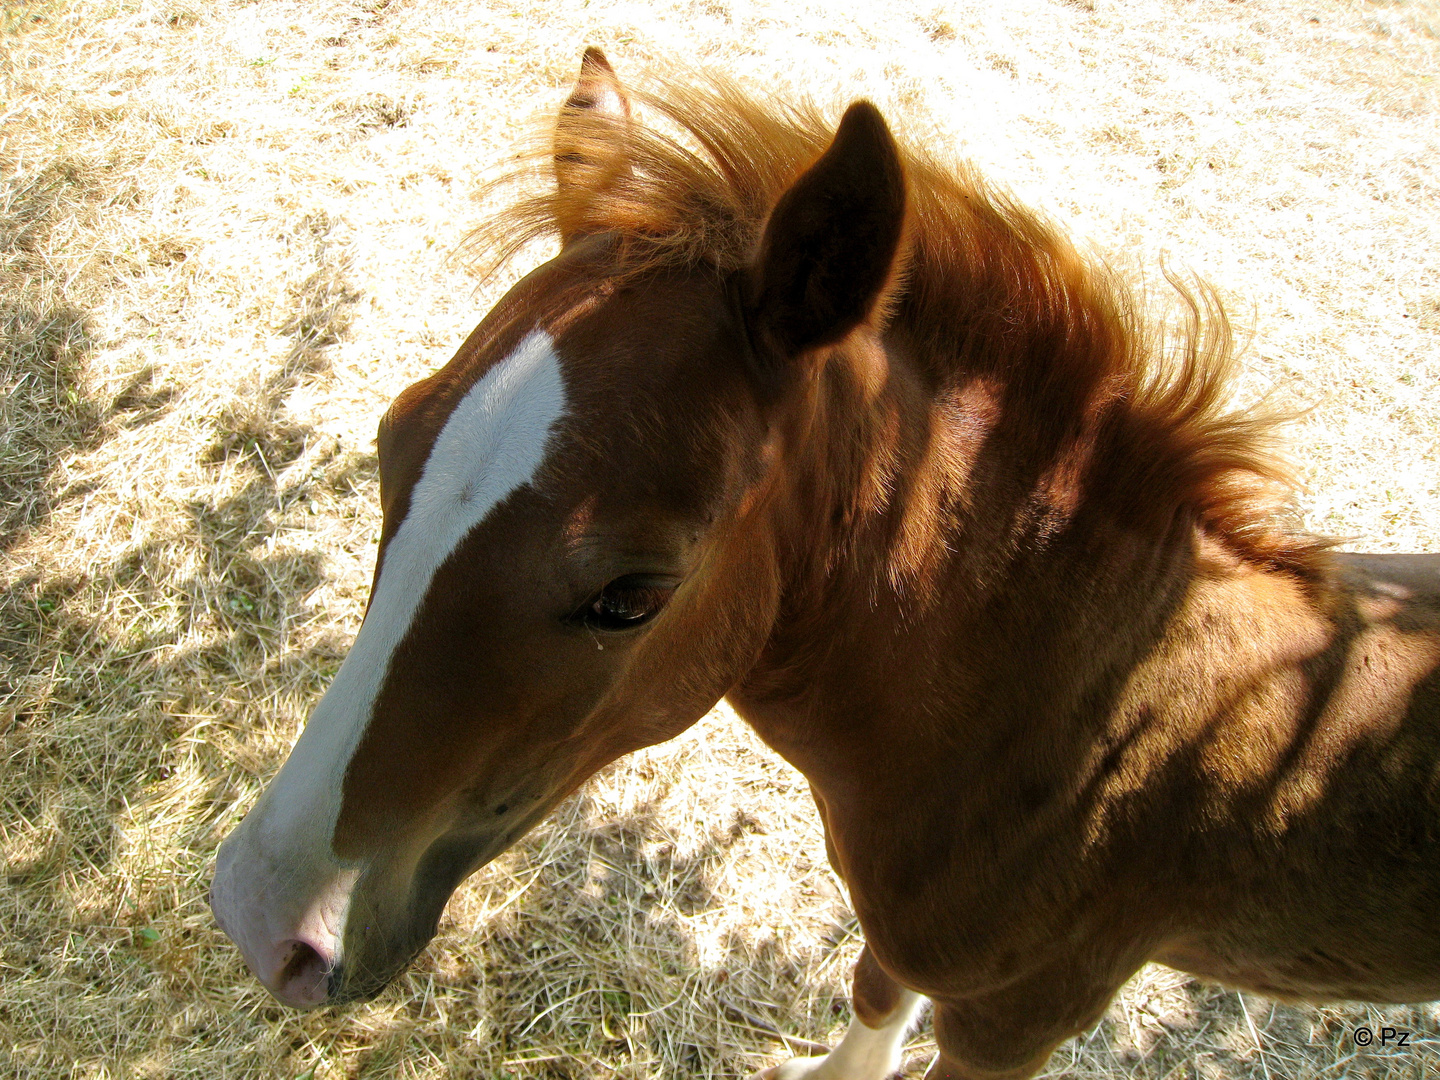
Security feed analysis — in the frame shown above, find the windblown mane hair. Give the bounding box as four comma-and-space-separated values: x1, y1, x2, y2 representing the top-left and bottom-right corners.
469, 72, 1330, 577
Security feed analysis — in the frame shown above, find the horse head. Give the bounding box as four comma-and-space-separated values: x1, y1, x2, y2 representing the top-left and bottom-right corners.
209, 49, 908, 1008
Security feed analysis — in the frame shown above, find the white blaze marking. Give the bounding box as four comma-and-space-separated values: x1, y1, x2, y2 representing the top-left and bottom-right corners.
361, 326, 568, 707
213, 329, 567, 975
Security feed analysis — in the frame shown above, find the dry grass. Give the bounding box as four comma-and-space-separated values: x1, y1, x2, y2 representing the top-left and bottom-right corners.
1, 0, 1438, 1077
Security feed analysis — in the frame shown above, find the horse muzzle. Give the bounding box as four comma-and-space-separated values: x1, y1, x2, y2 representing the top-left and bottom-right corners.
208, 837, 358, 1010
212, 813, 524, 1009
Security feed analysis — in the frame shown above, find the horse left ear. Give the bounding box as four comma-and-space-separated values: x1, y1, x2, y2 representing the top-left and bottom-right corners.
745, 100, 908, 364
554, 47, 633, 244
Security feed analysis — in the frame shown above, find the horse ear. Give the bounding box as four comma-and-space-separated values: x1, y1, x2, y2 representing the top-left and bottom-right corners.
554, 47, 632, 243
746, 101, 907, 364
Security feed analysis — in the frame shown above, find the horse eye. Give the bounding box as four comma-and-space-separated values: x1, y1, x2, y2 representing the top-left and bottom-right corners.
582, 575, 676, 631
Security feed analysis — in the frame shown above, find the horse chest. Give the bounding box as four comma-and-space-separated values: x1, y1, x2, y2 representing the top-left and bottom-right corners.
821, 790, 1128, 993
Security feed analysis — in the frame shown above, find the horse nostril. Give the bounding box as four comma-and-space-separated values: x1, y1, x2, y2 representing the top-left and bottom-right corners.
277, 939, 332, 1008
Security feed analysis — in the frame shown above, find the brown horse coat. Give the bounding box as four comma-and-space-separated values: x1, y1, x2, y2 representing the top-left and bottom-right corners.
210, 51, 1440, 1080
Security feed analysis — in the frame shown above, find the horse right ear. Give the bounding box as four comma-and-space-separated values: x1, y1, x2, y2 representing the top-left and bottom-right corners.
554, 47, 632, 244
745, 100, 908, 368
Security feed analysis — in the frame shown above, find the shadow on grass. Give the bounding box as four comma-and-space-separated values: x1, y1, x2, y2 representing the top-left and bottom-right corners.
0, 223, 374, 1078
1063, 977, 1440, 1080
312, 778, 852, 1080
0, 427, 379, 1080
0, 144, 136, 553
0, 299, 101, 548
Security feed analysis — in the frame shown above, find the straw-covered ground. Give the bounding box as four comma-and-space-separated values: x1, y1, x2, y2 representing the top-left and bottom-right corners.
2, 0, 1438, 1077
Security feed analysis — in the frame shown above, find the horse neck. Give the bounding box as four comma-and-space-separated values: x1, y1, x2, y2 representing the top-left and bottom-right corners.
732, 330, 1206, 780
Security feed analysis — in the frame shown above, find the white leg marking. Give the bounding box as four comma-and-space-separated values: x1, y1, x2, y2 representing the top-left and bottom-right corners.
766, 991, 926, 1080
212, 329, 568, 987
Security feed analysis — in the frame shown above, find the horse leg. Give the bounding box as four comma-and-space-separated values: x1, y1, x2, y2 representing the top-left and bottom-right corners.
919, 1012, 1055, 1080
754, 945, 925, 1080
921, 964, 1128, 1080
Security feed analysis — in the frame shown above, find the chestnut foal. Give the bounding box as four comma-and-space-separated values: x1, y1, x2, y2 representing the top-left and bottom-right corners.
211, 51, 1440, 1079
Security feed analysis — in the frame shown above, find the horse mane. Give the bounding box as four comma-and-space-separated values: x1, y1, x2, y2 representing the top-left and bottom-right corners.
468, 73, 1331, 579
